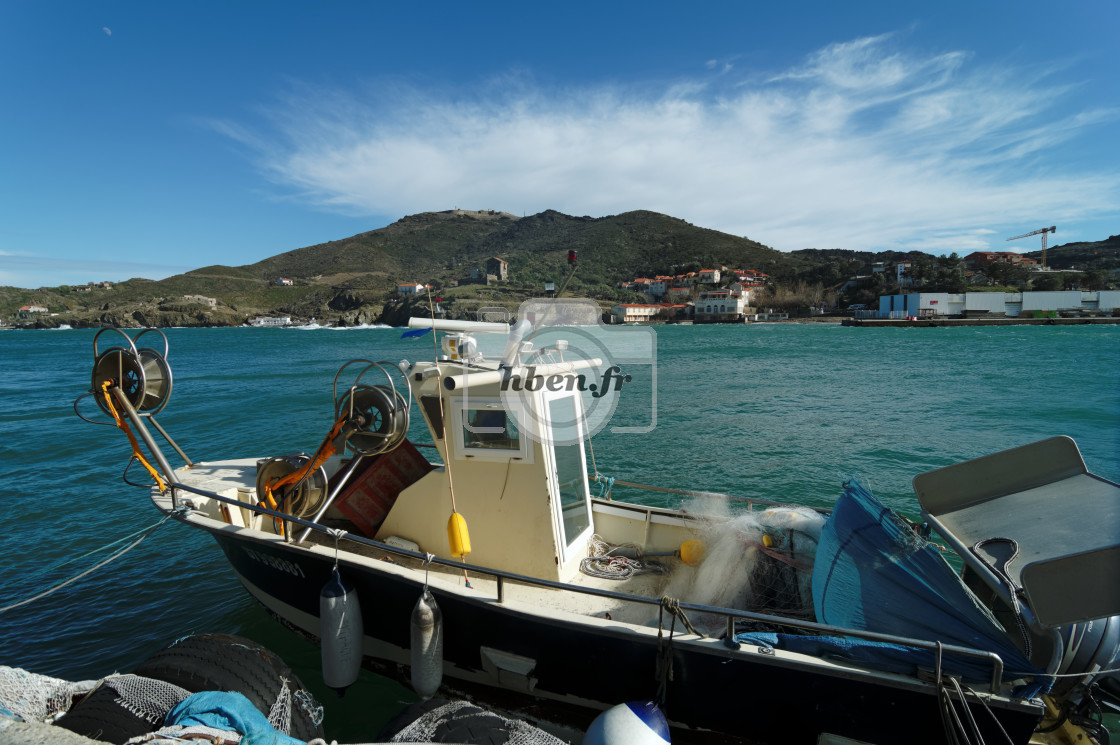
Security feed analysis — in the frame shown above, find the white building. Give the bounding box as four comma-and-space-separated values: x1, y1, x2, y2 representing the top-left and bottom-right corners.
698, 268, 721, 284
727, 283, 761, 304
610, 304, 664, 323
894, 262, 914, 288
876, 290, 1120, 318
251, 316, 292, 327
694, 290, 748, 323
397, 283, 427, 295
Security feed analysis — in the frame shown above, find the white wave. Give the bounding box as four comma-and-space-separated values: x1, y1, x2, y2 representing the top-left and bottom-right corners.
324, 323, 393, 330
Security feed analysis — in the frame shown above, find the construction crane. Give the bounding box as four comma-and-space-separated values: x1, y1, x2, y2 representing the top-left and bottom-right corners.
1007, 226, 1056, 269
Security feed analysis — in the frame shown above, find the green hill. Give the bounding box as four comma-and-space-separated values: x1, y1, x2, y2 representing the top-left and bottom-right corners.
3, 209, 1116, 328
1, 209, 786, 327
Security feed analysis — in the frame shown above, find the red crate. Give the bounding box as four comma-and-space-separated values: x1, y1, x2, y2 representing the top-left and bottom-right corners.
335, 440, 434, 536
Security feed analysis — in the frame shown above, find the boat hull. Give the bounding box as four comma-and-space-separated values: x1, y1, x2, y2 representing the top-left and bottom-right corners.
203, 524, 1043, 745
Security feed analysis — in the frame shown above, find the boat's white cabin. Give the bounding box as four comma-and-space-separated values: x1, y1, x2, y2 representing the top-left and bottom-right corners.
376, 356, 597, 583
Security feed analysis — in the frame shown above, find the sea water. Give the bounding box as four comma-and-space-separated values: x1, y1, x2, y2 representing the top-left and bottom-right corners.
1, 323, 1118, 741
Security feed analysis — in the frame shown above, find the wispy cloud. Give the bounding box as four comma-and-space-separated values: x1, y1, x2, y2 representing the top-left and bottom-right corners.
223, 34, 1119, 253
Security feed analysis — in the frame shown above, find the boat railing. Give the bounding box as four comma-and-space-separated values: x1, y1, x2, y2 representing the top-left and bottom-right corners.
601, 479, 832, 513
165, 480, 1007, 695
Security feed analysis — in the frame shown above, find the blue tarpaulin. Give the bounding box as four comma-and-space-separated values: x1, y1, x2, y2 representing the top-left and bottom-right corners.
737, 480, 1047, 692
165, 691, 304, 745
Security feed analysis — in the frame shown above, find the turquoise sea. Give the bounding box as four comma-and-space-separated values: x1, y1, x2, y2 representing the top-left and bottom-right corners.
1, 323, 1118, 741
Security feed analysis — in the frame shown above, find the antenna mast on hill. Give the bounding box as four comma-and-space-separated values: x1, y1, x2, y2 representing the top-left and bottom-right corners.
1007, 226, 1056, 269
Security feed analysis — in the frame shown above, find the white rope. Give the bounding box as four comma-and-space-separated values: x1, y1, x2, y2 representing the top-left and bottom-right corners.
579, 534, 668, 580
325, 527, 347, 570
0, 509, 182, 614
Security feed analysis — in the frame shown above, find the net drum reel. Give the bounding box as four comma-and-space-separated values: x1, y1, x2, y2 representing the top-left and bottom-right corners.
332, 359, 411, 456
255, 453, 328, 519
90, 328, 173, 416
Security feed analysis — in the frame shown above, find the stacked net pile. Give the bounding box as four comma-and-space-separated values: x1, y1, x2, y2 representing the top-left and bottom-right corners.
0, 666, 96, 723
662, 505, 826, 633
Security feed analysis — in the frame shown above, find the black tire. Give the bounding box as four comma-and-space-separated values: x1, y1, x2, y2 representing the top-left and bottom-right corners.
54, 683, 157, 745
133, 633, 324, 742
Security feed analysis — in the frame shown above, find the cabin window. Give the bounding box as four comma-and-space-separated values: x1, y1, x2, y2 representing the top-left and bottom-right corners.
546, 395, 591, 557
450, 398, 533, 462
420, 396, 444, 439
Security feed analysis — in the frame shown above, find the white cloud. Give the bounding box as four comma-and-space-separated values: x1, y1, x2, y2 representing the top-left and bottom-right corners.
227, 34, 1119, 254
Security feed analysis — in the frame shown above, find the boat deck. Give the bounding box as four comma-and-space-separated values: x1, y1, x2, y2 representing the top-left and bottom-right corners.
302, 525, 677, 629
168, 458, 682, 630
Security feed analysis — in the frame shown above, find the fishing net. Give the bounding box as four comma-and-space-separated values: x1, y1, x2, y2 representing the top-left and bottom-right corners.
294, 687, 324, 729
661, 505, 826, 633
0, 666, 97, 723
103, 674, 191, 725
385, 699, 566, 745
266, 676, 292, 734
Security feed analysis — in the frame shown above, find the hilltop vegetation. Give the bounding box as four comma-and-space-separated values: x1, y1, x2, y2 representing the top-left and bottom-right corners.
2, 209, 1117, 328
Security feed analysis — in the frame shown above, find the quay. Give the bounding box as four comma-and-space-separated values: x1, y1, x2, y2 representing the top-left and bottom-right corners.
844, 316, 1120, 327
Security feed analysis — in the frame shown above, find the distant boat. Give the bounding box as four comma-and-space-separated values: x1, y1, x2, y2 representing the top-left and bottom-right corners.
249, 316, 293, 327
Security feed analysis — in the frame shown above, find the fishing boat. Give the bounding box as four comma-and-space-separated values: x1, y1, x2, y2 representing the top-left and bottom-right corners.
76, 309, 1120, 745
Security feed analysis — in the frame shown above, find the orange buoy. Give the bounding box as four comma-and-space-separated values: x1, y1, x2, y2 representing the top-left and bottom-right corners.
679, 539, 706, 566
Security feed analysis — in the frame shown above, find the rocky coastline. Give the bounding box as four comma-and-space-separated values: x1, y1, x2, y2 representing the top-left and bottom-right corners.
9, 295, 482, 330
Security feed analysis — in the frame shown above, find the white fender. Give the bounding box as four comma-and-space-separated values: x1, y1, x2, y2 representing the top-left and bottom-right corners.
410, 587, 444, 699
319, 568, 363, 695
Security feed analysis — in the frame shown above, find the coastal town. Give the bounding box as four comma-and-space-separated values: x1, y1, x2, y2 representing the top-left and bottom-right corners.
7, 237, 1119, 329
603, 251, 1118, 324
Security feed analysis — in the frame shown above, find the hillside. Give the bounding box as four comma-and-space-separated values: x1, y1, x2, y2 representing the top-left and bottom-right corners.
3, 210, 1116, 328
0, 208, 785, 327
1024, 234, 1120, 271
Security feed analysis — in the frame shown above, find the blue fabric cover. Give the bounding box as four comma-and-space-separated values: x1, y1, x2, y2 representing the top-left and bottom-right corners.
165, 691, 305, 745
742, 479, 1046, 688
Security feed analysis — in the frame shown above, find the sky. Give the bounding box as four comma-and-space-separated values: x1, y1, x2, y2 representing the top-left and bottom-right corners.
2, 1, 1118, 290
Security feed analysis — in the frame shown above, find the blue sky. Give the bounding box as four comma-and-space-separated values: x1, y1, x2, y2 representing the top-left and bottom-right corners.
2, 1, 1118, 289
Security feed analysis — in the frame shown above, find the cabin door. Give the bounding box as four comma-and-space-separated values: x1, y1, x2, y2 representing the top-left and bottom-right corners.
544, 393, 592, 564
